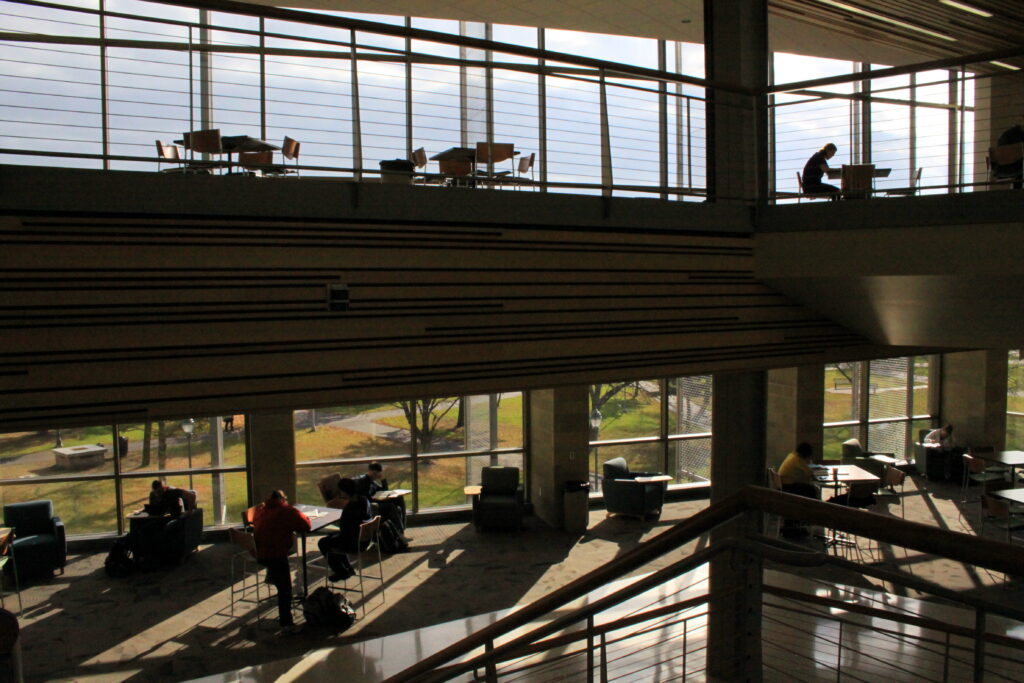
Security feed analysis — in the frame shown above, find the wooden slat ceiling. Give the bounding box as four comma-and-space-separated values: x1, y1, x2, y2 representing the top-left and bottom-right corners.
770, 1, 1024, 71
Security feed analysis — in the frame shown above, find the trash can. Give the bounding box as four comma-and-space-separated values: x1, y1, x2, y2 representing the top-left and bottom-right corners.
563, 480, 591, 534
379, 159, 415, 185
117, 435, 129, 459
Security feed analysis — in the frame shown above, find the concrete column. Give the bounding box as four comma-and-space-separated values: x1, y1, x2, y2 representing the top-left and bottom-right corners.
766, 365, 824, 469
704, 0, 769, 204
247, 410, 297, 504
708, 370, 765, 681
528, 386, 590, 532
940, 350, 1008, 451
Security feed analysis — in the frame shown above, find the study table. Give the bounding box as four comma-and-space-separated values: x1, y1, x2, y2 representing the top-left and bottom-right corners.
972, 450, 1024, 483
826, 164, 892, 198
989, 487, 1024, 506
173, 135, 281, 172
812, 464, 879, 550
293, 503, 343, 598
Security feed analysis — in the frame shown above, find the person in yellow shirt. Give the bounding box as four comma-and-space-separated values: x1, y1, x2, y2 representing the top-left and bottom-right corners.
778, 442, 820, 499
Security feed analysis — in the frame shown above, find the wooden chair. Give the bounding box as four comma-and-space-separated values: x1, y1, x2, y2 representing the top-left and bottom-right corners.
410, 147, 439, 185
317, 473, 341, 505
795, 171, 832, 202
237, 150, 272, 175
885, 168, 922, 196
980, 495, 1024, 544
181, 129, 227, 173
988, 143, 1023, 186
960, 453, 1007, 520
155, 141, 187, 173
344, 515, 384, 617
228, 527, 264, 617
263, 137, 300, 177
0, 529, 21, 616
841, 163, 875, 199
439, 158, 473, 187
515, 152, 536, 189
878, 465, 907, 517
474, 142, 515, 187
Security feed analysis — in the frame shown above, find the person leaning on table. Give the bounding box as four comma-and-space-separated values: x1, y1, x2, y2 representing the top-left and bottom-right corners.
779, 442, 821, 500
252, 489, 311, 633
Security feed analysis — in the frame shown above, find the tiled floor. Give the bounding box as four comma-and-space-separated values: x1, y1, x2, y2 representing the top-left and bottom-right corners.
11, 472, 1024, 682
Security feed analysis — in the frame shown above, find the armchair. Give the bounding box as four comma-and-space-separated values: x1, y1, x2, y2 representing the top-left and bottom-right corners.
472, 466, 524, 531
3, 500, 66, 580
129, 490, 203, 567
602, 457, 666, 520
840, 438, 895, 479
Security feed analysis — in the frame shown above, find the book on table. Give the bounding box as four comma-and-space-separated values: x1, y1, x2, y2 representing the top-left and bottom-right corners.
373, 488, 411, 501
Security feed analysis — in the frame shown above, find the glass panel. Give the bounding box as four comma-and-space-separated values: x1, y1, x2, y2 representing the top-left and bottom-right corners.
912, 356, 931, 417
589, 381, 660, 441
823, 425, 853, 462
669, 375, 712, 435
120, 418, 225, 472
869, 72, 911, 194
419, 454, 522, 510
867, 421, 906, 459
825, 362, 860, 423
1, 480, 117, 536
0, 425, 114, 479
1009, 350, 1024, 414
868, 357, 908, 420
408, 397, 463, 454
293, 404, 412, 463
497, 392, 523, 449
591, 442, 662, 493
911, 419, 933, 447
121, 471, 246, 527
1007, 415, 1024, 451
295, 460, 414, 508
672, 437, 710, 483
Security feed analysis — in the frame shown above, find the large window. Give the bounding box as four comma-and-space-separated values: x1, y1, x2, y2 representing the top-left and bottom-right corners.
293, 392, 523, 513
589, 376, 711, 490
1008, 350, 1024, 450
0, 416, 247, 536
823, 357, 933, 460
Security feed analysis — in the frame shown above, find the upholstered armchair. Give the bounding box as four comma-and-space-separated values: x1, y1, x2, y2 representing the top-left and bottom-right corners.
601, 457, 666, 520
840, 438, 896, 479
3, 500, 66, 580
129, 490, 203, 567
472, 466, 524, 531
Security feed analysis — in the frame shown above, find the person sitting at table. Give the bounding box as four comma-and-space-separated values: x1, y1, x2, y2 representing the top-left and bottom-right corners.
995, 118, 1024, 189
318, 478, 370, 582
925, 423, 955, 449
147, 479, 186, 516
253, 489, 311, 633
801, 142, 840, 197
356, 461, 410, 541
779, 442, 821, 500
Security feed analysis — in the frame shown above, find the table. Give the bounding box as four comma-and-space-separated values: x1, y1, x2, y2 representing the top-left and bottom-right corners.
293, 503, 343, 598
973, 450, 1024, 483
634, 475, 672, 484
53, 444, 106, 470
174, 135, 281, 172
463, 485, 482, 496
813, 464, 879, 487
826, 164, 892, 198
430, 146, 520, 187
989, 487, 1024, 505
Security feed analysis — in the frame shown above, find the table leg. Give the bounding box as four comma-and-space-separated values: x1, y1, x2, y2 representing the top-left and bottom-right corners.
301, 531, 308, 599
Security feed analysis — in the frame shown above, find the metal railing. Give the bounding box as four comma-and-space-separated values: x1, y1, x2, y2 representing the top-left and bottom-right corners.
384, 486, 1024, 682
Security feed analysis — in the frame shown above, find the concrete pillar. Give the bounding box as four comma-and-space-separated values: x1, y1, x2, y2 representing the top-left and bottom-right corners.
708, 370, 765, 681
940, 350, 1008, 451
766, 365, 824, 468
704, 0, 769, 204
247, 410, 297, 504
528, 386, 590, 532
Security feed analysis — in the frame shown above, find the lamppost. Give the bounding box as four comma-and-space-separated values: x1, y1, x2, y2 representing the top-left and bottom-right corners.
589, 408, 602, 487
181, 418, 195, 489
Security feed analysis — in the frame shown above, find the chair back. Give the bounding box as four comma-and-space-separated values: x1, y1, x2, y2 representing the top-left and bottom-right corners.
439, 159, 472, 176
358, 515, 381, 545
602, 457, 630, 479
991, 142, 1023, 167
318, 473, 341, 504
884, 466, 906, 488
0, 529, 14, 557
517, 152, 535, 174
795, 171, 804, 193
239, 150, 272, 169
481, 466, 520, 494
911, 167, 922, 188
847, 481, 877, 498
411, 147, 427, 169
475, 142, 514, 164
242, 505, 259, 529
3, 500, 54, 536
983, 494, 1011, 520
766, 467, 782, 491
184, 128, 223, 155
964, 453, 987, 474
282, 136, 300, 162
841, 438, 865, 460
182, 489, 197, 512
155, 140, 180, 161
228, 526, 258, 559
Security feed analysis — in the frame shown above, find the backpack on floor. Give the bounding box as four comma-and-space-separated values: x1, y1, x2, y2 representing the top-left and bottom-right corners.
104, 536, 136, 578
302, 586, 356, 632
378, 518, 408, 555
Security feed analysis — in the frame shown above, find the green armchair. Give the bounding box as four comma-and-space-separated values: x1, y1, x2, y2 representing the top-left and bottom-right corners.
602, 457, 666, 520
3, 500, 66, 580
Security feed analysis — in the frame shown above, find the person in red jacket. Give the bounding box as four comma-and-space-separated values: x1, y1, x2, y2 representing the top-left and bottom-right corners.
252, 489, 311, 631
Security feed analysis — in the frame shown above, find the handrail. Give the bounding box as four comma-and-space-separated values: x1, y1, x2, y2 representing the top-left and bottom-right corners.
388, 485, 1024, 681
382, 494, 745, 682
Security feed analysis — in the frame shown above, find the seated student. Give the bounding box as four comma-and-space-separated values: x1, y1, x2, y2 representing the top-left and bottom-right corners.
778, 442, 821, 500
801, 143, 840, 197
356, 462, 410, 541
147, 479, 186, 516
995, 119, 1024, 189
925, 423, 955, 450
318, 478, 371, 582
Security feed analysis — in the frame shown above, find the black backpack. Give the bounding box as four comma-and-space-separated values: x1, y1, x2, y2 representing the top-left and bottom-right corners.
378, 518, 408, 555
302, 586, 356, 632
104, 536, 136, 578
